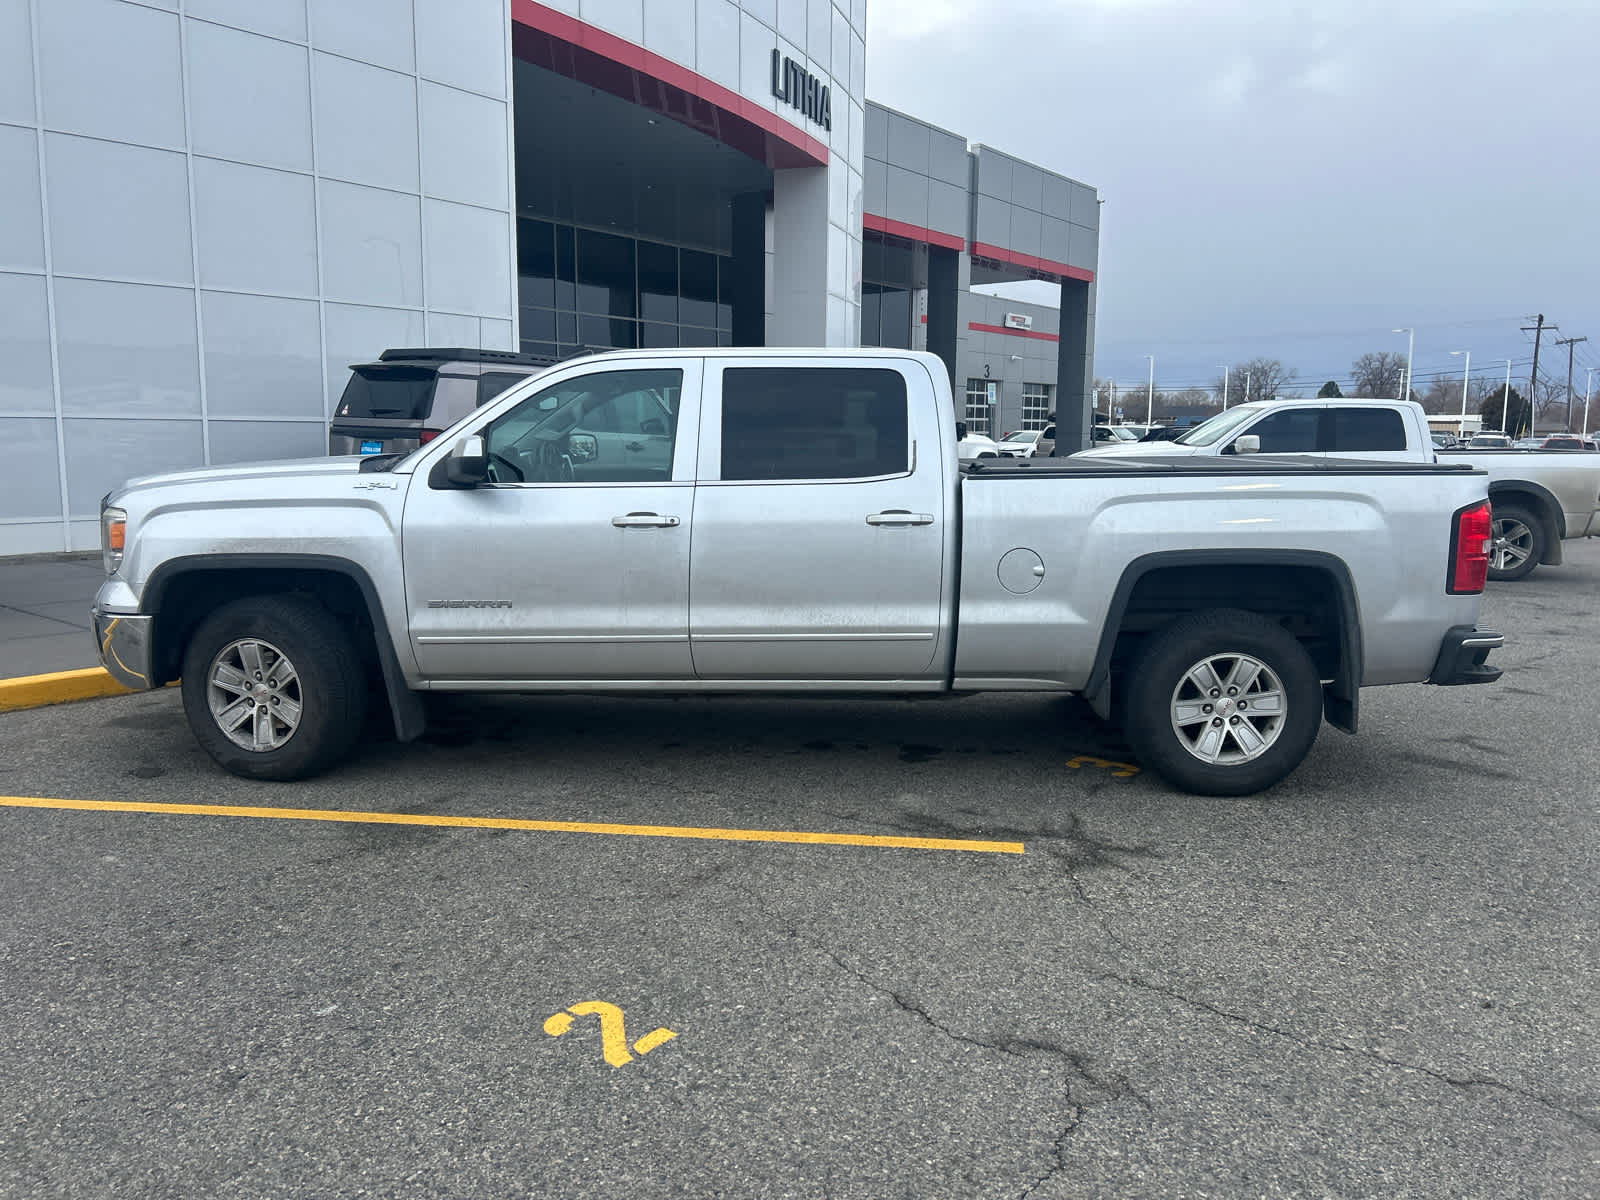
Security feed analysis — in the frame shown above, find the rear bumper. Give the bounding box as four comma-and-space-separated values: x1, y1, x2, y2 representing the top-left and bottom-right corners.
92, 609, 157, 690
1428, 626, 1504, 686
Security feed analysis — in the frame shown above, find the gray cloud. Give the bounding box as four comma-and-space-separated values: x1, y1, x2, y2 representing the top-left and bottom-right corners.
867, 0, 1600, 395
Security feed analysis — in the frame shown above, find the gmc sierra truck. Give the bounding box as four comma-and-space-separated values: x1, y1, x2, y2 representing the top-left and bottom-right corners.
93, 350, 1503, 797
1075, 397, 1600, 581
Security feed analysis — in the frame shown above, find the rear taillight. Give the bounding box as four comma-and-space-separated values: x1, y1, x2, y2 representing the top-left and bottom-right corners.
419, 428, 442, 445
1448, 500, 1492, 594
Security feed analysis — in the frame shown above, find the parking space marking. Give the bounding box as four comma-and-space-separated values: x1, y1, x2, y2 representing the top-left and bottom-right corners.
1066, 754, 1140, 778
0, 796, 1024, 854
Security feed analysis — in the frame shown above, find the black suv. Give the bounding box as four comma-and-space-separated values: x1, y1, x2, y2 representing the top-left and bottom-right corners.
328, 347, 558, 458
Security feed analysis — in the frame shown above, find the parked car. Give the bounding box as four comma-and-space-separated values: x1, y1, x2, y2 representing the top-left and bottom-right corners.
1537, 435, 1587, 450
997, 426, 1058, 457
95, 348, 1503, 797
1470, 434, 1514, 448
328, 347, 558, 458
1141, 425, 1188, 442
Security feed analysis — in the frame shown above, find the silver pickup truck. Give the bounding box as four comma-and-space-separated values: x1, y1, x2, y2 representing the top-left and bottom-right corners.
92, 350, 1503, 797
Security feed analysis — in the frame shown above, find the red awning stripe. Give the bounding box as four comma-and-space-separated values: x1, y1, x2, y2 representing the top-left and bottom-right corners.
968, 320, 1060, 343
863, 212, 965, 252
511, 0, 828, 169
969, 241, 1093, 283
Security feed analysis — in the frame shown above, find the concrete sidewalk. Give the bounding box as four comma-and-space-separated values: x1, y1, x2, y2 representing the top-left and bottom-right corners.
0, 553, 104, 679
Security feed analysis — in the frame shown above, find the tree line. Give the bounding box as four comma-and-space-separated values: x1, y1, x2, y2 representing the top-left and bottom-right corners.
1099, 351, 1569, 435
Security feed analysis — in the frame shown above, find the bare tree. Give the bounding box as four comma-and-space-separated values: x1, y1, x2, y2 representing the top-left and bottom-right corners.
1216, 357, 1297, 405
1350, 351, 1407, 398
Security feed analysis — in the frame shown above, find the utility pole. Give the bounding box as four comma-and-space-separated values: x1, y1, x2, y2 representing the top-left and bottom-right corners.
1553, 335, 1587, 431
1521, 314, 1550, 438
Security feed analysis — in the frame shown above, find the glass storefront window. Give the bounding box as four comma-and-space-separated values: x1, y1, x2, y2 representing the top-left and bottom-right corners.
576, 229, 636, 319
517, 222, 733, 358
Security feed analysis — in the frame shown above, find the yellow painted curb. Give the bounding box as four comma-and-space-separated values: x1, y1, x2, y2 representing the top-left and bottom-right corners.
0, 667, 134, 713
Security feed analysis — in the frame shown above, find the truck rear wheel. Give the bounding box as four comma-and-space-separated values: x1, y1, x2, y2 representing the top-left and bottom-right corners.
180, 595, 368, 781
1487, 502, 1543, 582
1122, 609, 1322, 797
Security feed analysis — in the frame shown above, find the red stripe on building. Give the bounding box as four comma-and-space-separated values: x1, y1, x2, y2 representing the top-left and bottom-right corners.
863, 213, 965, 252
511, 0, 828, 169
968, 321, 1059, 343
969, 241, 1093, 283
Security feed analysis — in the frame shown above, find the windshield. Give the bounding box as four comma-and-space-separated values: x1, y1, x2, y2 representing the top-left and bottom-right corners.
1175, 406, 1264, 447
1002, 431, 1036, 442
335, 365, 436, 419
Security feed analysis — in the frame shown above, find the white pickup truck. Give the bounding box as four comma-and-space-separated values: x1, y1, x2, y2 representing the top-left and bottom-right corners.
92, 350, 1503, 797
1076, 398, 1600, 581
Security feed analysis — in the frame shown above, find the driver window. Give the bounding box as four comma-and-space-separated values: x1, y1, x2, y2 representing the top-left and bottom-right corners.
481, 368, 681, 484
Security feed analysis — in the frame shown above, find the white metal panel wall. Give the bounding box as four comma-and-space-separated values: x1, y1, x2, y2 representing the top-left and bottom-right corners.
0, 0, 518, 554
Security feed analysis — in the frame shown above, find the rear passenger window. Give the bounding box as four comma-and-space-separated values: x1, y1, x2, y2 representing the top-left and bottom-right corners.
1330, 409, 1406, 452
720, 368, 909, 481
1241, 409, 1320, 453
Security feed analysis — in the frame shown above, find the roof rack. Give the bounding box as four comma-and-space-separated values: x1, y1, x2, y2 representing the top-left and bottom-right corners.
377, 347, 559, 367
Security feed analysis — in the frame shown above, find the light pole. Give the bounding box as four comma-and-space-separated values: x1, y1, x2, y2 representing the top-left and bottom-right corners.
1144, 355, 1155, 425
1392, 327, 1414, 400
1449, 349, 1471, 433
1499, 358, 1512, 433
1585, 367, 1597, 437
1217, 364, 1229, 410
1243, 370, 1252, 406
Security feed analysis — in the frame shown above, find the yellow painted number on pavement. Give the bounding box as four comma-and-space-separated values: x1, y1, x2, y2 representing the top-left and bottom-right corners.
543, 1000, 677, 1068
1066, 754, 1140, 779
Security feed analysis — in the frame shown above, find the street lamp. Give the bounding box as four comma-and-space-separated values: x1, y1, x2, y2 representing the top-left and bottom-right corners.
1144, 355, 1155, 425
1449, 350, 1471, 432
1217, 364, 1229, 410
1499, 358, 1512, 434
1585, 367, 1597, 437
1243, 370, 1252, 406
1392, 327, 1414, 400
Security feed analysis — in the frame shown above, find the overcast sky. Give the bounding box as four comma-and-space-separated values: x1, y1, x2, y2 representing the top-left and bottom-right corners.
865, 0, 1600, 406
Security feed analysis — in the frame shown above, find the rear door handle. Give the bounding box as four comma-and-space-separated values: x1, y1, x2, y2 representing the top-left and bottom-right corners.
612, 512, 680, 528
866, 510, 935, 527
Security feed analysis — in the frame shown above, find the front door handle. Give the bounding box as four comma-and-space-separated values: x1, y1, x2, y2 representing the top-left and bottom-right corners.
612, 512, 680, 528
866, 510, 935, 527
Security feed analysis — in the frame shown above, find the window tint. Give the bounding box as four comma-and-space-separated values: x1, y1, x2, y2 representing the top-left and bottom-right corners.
1242, 408, 1320, 453
336, 366, 435, 420
1330, 408, 1406, 452
477, 371, 531, 406
720, 367, 909, 481
483, 369, 681, 484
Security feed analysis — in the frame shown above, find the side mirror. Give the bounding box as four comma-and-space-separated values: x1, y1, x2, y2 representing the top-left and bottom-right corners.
567, 433, 598, 462
444, 434, 489, 486
956, 421, 969, 441
1232, 435, 1261, 455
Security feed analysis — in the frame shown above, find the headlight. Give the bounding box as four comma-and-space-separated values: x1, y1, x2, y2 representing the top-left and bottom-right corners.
101, 506, 126, 575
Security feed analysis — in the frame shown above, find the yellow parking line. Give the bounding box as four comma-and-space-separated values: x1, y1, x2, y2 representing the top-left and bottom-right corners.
0, 796, 1024, 855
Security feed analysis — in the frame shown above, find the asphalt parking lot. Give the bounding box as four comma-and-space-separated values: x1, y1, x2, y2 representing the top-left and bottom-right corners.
2, 546, 1597, 1199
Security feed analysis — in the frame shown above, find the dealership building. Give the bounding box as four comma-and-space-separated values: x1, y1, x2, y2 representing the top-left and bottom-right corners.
0, 0, 1098, 556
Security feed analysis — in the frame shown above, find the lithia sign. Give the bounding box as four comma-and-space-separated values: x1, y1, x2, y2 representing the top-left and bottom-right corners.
770, 49, 831, 131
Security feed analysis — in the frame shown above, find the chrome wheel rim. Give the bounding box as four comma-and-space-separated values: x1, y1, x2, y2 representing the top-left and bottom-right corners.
1491, 517, 1533, 572
207, 638, 302, 752
1169, 652, 1287, 765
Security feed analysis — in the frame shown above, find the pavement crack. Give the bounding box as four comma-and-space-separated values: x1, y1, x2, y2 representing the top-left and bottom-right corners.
1100, 971, 1598, 1132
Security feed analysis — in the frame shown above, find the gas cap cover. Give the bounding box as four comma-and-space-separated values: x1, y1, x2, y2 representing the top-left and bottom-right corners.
998, 548, 1045, 594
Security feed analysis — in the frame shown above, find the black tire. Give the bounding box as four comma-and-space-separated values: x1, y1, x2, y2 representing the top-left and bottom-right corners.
1487, 502, 1543, 582
180, 595, 368, 781
1121, 609, 1322, 797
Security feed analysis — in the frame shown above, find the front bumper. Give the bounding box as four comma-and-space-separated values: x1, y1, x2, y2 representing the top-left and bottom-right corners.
1428, 626, 1504, 686
92, 609, 157, 690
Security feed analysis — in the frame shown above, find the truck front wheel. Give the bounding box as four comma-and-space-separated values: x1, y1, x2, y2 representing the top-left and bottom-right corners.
1122, 609, 1322, 796
180, 595, 368, 781
1487, 502, 1543, 582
